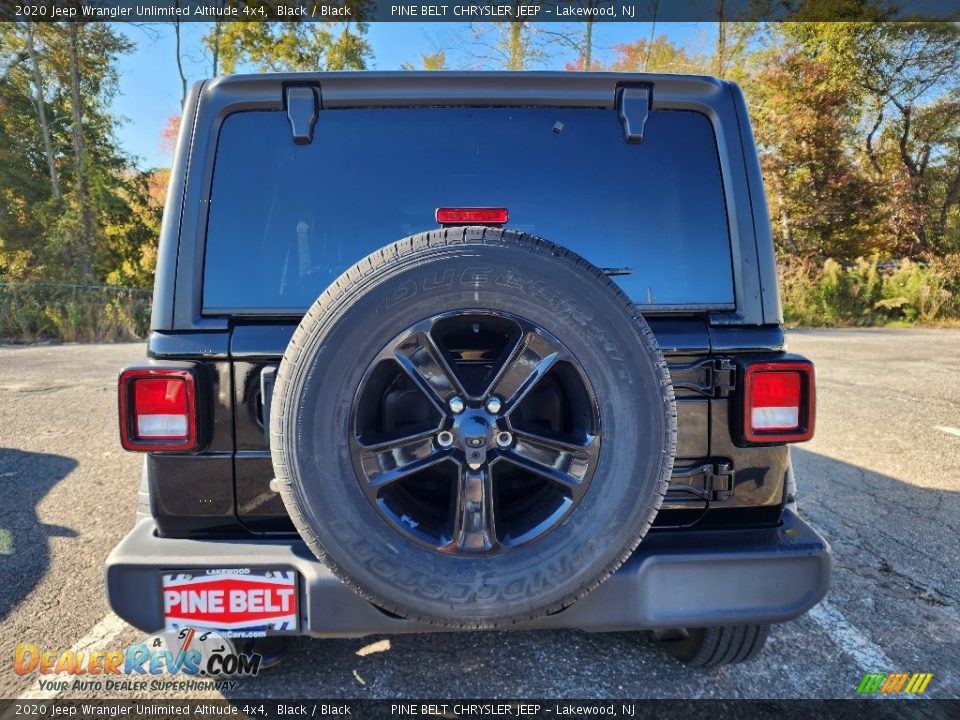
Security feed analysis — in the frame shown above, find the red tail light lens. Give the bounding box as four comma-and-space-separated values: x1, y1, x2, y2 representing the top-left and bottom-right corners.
436, 207, 509, 225
743, 362, 815, 443
119, 368, 197, 451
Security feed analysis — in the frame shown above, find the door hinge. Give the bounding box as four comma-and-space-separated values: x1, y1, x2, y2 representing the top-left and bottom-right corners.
617, 85, 650, 143
712, 359, 736, 397
285, 85, 319, 145
260, 366, 277, 445
669, 462, 735, 502
671, 358, 736, 397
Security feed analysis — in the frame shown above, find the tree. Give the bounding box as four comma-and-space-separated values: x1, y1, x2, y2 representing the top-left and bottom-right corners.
543, 2, 618, 71
400, 49, 448, 71
0, 22, 155, 287
212, 20, 371, 73
642, 7, 659, 71
749, 39, 883, 260
789, 22, 960, 254
707, 5, 762, 78
67, 22, 94, 279
208, 20, 223, 75
172, 6, 187, 107
501, 16, 535, 70
0, 24, 56, 278
602, 35, 705, 74
160, 114, 181, 154
24, 23, 61, 202
466, 8, 552, 71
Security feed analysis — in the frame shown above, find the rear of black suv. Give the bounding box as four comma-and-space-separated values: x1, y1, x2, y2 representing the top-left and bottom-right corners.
106, 72, 829, 666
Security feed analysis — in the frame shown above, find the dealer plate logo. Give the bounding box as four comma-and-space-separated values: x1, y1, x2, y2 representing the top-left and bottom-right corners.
163, 568, 298, 636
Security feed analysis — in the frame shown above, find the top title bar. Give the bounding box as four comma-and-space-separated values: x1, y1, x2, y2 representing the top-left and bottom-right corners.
2, 0, 958, 23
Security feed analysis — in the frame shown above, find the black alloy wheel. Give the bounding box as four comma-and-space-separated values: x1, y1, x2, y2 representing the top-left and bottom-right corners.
350, 310, 601, 556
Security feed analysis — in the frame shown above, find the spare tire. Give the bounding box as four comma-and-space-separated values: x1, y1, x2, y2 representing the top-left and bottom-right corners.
270, 227, 676, 627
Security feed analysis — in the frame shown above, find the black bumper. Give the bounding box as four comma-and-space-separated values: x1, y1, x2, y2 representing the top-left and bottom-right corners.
105, 510, 830, 637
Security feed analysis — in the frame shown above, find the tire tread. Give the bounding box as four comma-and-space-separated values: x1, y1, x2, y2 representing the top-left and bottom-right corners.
662, 624, 771, 667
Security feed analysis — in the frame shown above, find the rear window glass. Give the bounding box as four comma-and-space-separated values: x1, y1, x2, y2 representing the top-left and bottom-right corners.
203, 107, 734, 312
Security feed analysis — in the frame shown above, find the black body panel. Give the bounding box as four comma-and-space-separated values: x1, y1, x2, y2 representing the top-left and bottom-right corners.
145, 319, 790, 538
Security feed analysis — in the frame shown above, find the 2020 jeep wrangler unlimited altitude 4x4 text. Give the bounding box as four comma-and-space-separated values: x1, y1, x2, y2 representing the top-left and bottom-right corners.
107, 72, 830, 667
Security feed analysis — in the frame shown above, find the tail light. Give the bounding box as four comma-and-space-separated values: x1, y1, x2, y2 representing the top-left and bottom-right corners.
119, 367, 198, 452
436, 207, 509, 225
743, 361, 815, 443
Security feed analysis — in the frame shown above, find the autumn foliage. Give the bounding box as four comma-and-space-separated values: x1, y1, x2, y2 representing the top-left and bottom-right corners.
1, 21, 959, 338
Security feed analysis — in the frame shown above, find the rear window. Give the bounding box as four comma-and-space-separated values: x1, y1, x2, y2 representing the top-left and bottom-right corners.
203, 107, 734, 312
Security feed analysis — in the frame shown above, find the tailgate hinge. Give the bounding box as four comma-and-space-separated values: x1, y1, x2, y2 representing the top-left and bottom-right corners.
671, 358, 736, 398
617, 85, 651, 143
260, 366, 277, 445
712, 359, 736, 397
285, 85, 319, 145
669, 462, 735, 502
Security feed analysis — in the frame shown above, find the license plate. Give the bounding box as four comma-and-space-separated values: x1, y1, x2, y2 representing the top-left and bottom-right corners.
161, 569, 299, 636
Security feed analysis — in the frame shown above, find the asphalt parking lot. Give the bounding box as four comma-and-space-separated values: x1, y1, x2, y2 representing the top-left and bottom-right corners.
1, 329, 957, 700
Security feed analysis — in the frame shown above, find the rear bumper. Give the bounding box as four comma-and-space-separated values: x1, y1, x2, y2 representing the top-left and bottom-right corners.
105, 510, 830, 637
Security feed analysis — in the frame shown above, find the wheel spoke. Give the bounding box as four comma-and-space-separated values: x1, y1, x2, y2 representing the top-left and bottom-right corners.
352, 311, 601, 557
486, 331, 560, 412
393, 330, 465, 411
357, 431, 447, 492
448, 467, 497, 552
502, 431, 597, 497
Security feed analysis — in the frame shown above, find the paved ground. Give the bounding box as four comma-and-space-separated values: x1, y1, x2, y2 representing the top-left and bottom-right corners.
0, 329, 957, 700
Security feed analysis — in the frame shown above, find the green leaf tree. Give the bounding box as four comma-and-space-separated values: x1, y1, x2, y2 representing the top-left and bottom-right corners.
211, 18, 371, 73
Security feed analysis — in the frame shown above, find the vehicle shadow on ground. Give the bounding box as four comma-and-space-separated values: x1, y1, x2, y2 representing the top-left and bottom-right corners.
219, 448, 959, 698
0, 448, 78, 623
792, 446, 958, 607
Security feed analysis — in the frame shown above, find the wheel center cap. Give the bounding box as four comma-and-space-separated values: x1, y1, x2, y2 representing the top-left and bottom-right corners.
452, 409, 495, 469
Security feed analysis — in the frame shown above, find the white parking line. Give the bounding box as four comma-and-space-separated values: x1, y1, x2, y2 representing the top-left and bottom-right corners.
15, 613, 129, 702
807, 601, 894, 672
934, 426, 960, 438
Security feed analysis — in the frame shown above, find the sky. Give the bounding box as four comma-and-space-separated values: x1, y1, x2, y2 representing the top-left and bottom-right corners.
113, 21, 716, 169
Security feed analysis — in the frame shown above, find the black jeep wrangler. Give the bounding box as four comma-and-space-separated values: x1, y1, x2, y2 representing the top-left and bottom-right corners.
107, 72, 830, 667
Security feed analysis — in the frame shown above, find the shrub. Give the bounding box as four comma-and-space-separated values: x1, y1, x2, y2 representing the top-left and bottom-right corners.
0, 282, 152, 343
780, 255, 960, 326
